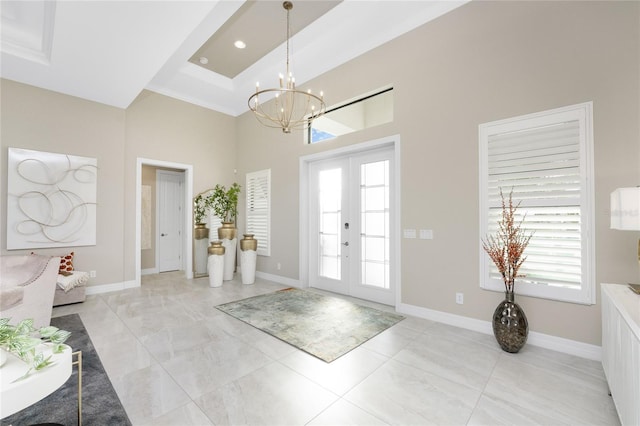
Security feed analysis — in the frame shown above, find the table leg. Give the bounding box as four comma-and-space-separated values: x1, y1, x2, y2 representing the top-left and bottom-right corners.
72, 351, 82, 426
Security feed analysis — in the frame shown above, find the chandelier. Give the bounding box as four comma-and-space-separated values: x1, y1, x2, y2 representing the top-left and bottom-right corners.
248, 1, 326, 133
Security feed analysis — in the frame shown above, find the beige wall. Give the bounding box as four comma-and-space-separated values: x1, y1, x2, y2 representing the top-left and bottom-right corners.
123, 91, 237, 282
1, 84, 237, 286
1, 80, 127, 285
1, 1, 638, 347
236, 1, 640, 345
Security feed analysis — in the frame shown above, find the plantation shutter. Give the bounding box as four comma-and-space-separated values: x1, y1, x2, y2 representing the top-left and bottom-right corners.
246, 169, 270, 256
488, 120, 582, 289
480, 102, 595, 304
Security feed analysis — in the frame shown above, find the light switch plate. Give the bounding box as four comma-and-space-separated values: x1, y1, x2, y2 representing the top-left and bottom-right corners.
420, 229, 433, 239
403, 229, 417, 239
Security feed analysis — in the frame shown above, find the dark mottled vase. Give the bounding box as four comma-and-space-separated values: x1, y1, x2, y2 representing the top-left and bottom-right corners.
492, 291, 528, 353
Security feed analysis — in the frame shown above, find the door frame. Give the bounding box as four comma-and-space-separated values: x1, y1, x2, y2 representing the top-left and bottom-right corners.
136, 158, 193, 287
156, 169, 185, 273
299, 135, 401, 307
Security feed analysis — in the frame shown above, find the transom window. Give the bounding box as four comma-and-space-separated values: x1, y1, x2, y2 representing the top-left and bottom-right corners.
307, 88, 393, 144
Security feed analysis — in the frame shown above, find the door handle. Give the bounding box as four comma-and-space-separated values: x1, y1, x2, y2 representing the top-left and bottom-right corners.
342, 241, 349, 246
161, 233, 167, 236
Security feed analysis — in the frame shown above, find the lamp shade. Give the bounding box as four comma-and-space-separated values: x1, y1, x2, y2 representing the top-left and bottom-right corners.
610, 187, 640, 230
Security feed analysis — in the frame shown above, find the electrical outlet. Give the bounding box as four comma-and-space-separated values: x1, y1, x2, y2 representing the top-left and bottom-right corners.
277, 262, 281, 270
90, 270, 97, 278
456, 292, 464, 305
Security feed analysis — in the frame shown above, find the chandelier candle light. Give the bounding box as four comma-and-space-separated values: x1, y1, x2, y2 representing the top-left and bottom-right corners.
248, 1, 326, 133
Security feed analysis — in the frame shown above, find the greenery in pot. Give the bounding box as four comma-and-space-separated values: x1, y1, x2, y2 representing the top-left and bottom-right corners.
208, 183, 241, 223
0, 317, 71, 381
194, 193, 208, 224
481, 189, 534, 294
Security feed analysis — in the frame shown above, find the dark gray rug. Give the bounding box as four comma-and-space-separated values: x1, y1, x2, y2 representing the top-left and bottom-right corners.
216, 288, 404, 362
1, 313, 131, 426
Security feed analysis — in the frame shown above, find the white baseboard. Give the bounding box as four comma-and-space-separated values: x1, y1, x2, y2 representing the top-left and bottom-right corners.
85, 280, 139, 295
141, 268, 158, 276
397, 302, 602, 362
255, 271, 301, 288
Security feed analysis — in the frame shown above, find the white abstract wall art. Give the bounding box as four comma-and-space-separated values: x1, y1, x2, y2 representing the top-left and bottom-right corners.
7, 147, 98, 250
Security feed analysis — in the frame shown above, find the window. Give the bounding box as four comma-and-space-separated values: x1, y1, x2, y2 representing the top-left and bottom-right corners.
246, 169, 271, 256
479, 102, 595, 304
307, 88, 393, 144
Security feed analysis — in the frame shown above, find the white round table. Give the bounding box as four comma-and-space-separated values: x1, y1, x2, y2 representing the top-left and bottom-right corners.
0, 344, 72, 419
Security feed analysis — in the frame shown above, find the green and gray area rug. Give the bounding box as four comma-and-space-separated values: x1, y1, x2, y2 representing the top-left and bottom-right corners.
216, 288, 404, 362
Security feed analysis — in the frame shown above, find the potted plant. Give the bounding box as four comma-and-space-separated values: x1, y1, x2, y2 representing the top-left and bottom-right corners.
194, 193, 209, 225
0, 318, 71, 380
208, 183, 241, 224
193, 192, 210, 243
482, 189, 534, 353
208, 183, 241, 281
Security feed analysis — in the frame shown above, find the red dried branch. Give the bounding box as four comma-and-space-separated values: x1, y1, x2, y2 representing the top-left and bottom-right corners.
482, 188, 534, 293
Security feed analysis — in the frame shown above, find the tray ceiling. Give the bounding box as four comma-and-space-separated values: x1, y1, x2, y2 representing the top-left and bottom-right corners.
0, 0, 468, 116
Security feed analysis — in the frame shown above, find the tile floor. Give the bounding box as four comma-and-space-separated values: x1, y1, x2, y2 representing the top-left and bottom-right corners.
52, 272, 620, 425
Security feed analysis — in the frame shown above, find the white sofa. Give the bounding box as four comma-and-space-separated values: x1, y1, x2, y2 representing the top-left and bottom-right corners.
0, 255, 60, 329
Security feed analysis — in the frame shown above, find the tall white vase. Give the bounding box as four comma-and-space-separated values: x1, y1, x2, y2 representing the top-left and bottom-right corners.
221, 238, 237, 281
240, 251, 257, 285
240, 234, 258, 285
207, 241, 225, 288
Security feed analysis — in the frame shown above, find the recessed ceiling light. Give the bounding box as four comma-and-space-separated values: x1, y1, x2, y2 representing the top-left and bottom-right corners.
199, 57, 209, 65
234, 40, 246, 49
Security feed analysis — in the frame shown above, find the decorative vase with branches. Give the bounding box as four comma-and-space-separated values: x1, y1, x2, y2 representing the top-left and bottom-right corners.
482, 188, 534, 294
482, 188, 534, 353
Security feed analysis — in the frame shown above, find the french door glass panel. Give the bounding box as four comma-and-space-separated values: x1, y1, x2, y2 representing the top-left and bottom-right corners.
309, 147, 394, 305
360, 160, 390, 289
318, 167, 343, 281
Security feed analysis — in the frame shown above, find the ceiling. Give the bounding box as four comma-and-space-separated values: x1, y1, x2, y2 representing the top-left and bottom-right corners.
0, 0, 468, 117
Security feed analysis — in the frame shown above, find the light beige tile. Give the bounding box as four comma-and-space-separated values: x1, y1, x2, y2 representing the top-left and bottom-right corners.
139, 401, 213, 426
467, 393, 573, 426
111, 363, 191, 425
361, 322, 421, 358
280, 346, 388, 395
140, 320, 230, 363
307, 399, 389, 426
484, 355, 619, 425
394, 328, 500, 390
194, 362, 338, 425
235, 325, 298, 360
345, 359, 480, 425
74, 274, 620, 426
160, 335, 273, 399
93, 330, 156, 379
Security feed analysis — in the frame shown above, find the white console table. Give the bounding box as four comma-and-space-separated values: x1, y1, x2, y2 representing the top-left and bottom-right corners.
601, 283, 640, 426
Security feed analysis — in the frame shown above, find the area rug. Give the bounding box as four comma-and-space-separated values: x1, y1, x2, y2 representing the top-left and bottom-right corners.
1, 314, 131, 426
216, 288, 404, 362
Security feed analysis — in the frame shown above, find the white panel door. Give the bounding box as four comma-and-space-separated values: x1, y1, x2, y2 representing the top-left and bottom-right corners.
157, 170, 184, 272
309, 147, 394, 305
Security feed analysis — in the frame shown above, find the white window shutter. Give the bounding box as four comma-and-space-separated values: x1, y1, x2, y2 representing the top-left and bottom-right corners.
246, 169, 271, 256
479, 102, 595, 305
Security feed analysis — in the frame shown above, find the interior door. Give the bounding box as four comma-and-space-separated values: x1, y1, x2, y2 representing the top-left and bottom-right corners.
157, 170, 184, 272
309, 147, 394, 305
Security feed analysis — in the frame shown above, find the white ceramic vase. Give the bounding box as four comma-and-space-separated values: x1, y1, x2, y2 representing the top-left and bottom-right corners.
207, 254, 224, 288
240, 250, 257, 285
221, 238, 237, 281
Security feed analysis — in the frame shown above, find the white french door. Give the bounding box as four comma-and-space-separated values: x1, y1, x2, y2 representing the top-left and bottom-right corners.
308, 147, 394, 305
